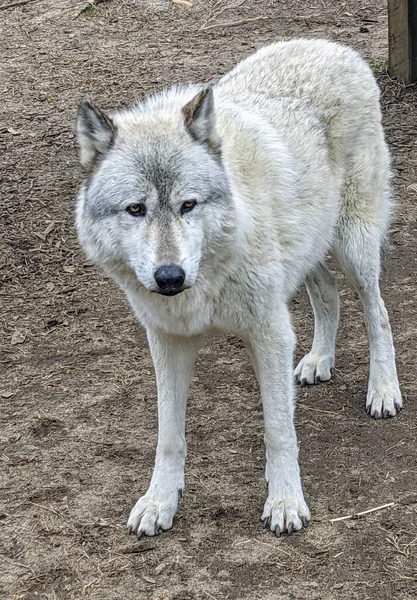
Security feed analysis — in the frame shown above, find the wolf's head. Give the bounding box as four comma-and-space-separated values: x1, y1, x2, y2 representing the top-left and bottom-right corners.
75, 88, 234, 297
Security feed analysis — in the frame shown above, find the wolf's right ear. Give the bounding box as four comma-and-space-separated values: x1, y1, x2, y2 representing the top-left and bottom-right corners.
76, 101, 115, 170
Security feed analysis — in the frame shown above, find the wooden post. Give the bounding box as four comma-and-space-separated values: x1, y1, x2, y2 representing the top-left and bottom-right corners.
388, 0, 417, 84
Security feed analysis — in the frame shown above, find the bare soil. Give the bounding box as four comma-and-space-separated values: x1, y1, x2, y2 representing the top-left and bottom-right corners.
1, 1, 417, 599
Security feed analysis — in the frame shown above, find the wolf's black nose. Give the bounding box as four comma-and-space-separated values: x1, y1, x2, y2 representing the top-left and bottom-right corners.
154, 264, 185, 295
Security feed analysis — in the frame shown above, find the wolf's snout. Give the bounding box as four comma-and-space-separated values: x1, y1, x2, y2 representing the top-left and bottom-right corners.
154, 264, 186, 296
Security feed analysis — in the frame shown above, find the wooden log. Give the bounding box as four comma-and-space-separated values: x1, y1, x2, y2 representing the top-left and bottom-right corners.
388, 0, 417, 84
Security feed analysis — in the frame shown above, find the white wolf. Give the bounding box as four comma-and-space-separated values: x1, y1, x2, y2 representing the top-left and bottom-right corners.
75, 39, 402, 537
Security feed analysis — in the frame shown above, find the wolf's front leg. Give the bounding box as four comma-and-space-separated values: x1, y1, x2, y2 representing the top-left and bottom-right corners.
248, 305, 310, 535
127, 329, 203, 538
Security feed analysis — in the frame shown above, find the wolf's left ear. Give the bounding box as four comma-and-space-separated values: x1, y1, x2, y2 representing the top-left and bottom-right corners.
182, 88, 220, 154
76, 101, 115, 170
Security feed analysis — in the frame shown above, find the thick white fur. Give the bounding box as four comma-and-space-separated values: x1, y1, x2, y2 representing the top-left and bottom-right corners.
76, 39, 402, 537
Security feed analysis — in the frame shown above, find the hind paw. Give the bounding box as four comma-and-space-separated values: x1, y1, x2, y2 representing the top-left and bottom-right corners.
294, 353, 334, 387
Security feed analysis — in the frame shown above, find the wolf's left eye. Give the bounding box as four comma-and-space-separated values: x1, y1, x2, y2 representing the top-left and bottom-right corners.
126, 203, 146, 217
181, 200, 197, 215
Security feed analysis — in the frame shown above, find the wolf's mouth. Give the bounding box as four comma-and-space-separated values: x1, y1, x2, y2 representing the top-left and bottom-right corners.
155, 287, 187, 297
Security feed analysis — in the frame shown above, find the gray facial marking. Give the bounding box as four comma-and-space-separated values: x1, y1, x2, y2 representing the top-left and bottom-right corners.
140, 152, 181, 210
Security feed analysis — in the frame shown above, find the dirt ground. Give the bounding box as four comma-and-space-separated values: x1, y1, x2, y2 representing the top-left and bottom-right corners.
1, 0, 417, 598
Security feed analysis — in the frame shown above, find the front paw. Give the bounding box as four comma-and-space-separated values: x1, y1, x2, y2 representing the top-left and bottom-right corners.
261, 492, 310, 535
127, 488, 182, 538
366, 382, 402, 419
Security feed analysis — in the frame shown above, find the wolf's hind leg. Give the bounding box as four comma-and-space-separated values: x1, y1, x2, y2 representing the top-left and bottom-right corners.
294, 262, 339, 386
334, 223, 402, 418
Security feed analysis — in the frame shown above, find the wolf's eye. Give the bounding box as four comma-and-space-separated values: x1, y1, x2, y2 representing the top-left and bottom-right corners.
181, 200, 197, 215
126, 203, 146, 217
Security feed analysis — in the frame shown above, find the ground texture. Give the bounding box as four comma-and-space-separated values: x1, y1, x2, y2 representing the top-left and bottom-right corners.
1, 0, 417, 598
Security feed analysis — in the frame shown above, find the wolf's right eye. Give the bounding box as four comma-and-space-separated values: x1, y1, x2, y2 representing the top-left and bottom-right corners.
126, 203, 146, 217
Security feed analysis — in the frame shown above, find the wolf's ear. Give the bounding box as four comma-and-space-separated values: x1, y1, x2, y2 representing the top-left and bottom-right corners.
76, 101, 115, 170
182, 88, 220, 154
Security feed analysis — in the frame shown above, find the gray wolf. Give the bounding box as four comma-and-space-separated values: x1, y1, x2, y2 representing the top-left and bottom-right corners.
75, 38, 402, 538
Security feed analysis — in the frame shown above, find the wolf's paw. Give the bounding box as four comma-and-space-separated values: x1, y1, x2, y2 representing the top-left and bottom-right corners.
261, 493, 310, 535
366, 383, 402, 419
294, 352, 334, 387
127, 489, 181, 538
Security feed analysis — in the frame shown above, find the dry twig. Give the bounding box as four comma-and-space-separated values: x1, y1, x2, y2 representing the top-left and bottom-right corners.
172, 0, 192, 7
0, 0, 36, 10
119, 543, 156, 554
200, 16, 266, 31
330, 502, 396, 523
298, 403, 342, 416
